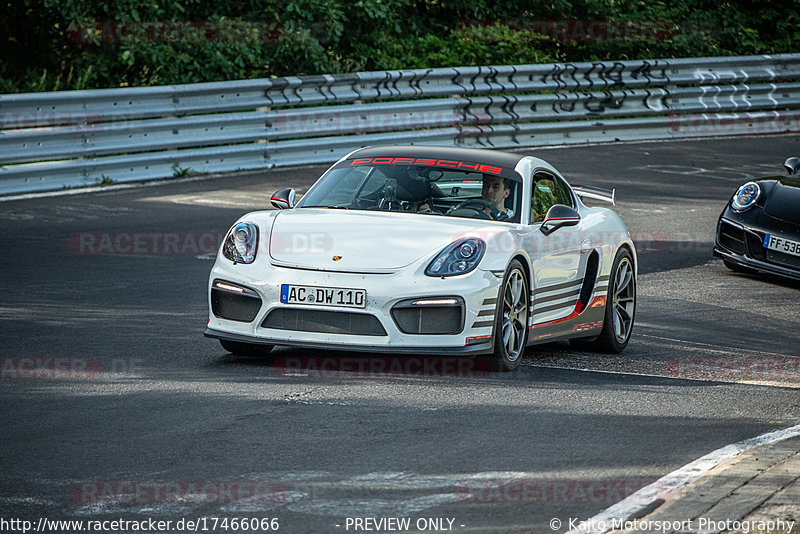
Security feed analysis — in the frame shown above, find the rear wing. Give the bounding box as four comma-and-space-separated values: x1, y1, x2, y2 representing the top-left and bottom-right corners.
572, 185, 615, 205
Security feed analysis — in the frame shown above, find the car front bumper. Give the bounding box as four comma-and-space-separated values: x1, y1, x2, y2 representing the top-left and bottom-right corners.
713, 247, 800, 281
206, 259, 503, 354
714, 216, 800, 282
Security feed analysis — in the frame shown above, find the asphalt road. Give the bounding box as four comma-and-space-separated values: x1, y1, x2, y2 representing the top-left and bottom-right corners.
1, 135, 799, 534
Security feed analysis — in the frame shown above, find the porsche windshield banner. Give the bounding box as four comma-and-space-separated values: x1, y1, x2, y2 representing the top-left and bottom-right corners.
339, 156, 513, 177
347, 157, 502, 175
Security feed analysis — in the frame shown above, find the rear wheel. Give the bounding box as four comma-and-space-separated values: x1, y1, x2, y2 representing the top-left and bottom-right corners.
723, 259, 757, 275
490, 260, 529, 372
590, 249, 636, 353
219, 339, 274, 357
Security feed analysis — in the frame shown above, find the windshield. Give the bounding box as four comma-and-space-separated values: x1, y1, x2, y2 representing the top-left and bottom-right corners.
297, 164, 522, 223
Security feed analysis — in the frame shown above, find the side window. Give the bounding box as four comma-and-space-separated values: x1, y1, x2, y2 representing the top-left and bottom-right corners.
531, 173, 558, 222
552, 176, 574, 208
305, 166, 370, 206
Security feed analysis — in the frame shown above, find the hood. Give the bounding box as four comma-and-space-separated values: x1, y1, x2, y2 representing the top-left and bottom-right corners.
763, 176, 800, 223
268, 208, 494, 272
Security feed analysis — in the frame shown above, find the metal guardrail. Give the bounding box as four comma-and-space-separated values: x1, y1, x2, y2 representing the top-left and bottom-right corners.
1, 54, 799, 194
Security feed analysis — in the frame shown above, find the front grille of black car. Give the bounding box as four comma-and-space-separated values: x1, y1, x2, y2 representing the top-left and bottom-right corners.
718, 220, 746, 255
718, 218, 800, 271
391, 299, 465, 335
211, 288, 262, 323
262, 309, 387, 336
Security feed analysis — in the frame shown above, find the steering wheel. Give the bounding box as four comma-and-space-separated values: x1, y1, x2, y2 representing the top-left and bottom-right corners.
448, 199, 508, 221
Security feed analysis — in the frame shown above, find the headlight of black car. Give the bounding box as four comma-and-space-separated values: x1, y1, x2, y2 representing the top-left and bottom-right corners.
222, 222, 258, 264
426, 238, 486, 277
731, 182, 761, 211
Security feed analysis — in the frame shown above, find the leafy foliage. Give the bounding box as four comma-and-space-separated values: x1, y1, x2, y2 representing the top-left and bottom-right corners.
1, 0, 798, 92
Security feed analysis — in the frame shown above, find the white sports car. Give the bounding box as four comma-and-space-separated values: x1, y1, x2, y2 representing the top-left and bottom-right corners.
205, 146, 636, 371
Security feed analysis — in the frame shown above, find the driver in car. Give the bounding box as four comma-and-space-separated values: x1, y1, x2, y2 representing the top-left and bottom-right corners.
482, 174, 513, 219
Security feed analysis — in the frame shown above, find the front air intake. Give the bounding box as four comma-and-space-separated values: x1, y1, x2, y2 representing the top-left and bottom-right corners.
391, 297, 465, 335
717, 220, 746, 255
211, 280, 262, 322
262, 309, 387, 336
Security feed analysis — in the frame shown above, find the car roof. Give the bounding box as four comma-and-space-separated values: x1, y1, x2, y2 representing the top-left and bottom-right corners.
349, 145, 526, 170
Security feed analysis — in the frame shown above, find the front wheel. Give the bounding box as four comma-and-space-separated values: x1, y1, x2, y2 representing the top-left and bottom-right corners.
219, 339, 274, 357
489, 260, 529, 372
591, 249, 636, 353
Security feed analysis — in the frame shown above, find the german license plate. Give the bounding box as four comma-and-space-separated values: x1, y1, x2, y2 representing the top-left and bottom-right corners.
280, 284, 366, 308
763, 234, 800, 257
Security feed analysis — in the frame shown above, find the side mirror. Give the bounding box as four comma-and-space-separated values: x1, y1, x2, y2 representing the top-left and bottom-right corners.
784, 157, 800, 175
540, 204, 581, 236
271, 188, 296, 210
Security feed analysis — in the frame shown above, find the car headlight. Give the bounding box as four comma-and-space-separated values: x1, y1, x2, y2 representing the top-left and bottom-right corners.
426, 238, 486, 277
731, 182, 761, 211
222, 222, 258, 264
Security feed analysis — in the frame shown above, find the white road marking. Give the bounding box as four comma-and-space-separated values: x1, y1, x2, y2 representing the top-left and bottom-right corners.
34, 470, 635, 519
529, 362, 798, 390
236, 471, 332, 482
565, 424, 800, 534
0, 174, 232, 203
219, 490, 307, 513
637, 332, 795, 359
139, 190, 273, 209
0, 497, 57, 506
338, 471, 541, 490
524, 363, 696, 382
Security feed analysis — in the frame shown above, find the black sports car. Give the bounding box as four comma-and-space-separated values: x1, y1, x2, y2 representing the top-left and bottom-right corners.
714, 157, 800, 281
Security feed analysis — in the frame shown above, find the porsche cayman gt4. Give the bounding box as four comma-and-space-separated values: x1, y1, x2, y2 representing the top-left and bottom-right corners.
205, 146, 637, 371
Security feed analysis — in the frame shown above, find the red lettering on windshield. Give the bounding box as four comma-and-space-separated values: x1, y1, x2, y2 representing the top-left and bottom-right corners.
348, 157, 503, 175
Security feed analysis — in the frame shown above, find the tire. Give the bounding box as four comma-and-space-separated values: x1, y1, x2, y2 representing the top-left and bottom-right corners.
723, 259, 758, 275
590, 248, 636, 353
489, 259, 530, 372
219, 339, 274, 357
